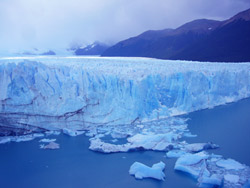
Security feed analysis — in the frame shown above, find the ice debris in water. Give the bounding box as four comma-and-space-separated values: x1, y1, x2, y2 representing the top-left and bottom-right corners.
175, 152, 250, 187
129, 161, 165, 181
88, 117, 219, 154
89, 117, 188, 153
40, 142, 60, 150
39, 138, 56, 143
183, 132, 197, 138
0, 133, 44, 144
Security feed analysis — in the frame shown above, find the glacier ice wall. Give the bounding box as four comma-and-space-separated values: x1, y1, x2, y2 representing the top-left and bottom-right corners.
0, 57, 249, 134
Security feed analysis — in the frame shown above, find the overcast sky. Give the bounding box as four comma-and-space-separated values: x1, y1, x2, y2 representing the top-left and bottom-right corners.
0, 0, 250, 52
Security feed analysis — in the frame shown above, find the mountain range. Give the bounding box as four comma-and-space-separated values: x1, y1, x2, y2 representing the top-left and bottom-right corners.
102, 8, 250, 62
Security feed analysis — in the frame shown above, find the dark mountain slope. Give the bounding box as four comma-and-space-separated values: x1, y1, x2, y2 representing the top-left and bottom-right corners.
172, 19, 250, 62
102, 19, 221, 58
102, 8, 250, 62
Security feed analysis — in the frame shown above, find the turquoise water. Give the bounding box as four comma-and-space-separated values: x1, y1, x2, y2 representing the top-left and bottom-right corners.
0, 98, 250, 188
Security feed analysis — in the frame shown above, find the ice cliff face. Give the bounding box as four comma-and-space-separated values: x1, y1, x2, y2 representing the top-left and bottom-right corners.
0, 57, 249, 135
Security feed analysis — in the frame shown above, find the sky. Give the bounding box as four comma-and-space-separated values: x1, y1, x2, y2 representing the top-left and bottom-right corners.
0, 0, 250, 53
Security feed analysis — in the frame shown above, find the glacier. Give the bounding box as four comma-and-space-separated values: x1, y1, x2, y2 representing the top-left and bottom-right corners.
0, 56, 249, 135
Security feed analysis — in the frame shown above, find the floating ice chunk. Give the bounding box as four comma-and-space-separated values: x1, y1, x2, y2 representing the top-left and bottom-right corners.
183, 132, 197, 138
39, 138, 56, 143
216, 159, 245, 170
174, 152, 209, 178
62, 128, 85, 136
15, 136, 37, 142
176, 152, 209, 166
185, 143, 219, 152
127, 133, 179, 151
89, 138, 130, 153
15, 133, 44, 142
224, 174, 239, 183
40, 142, 60, 150
111, 139, 118, 143
129, 161, 165, 181
89, 130, 183, 153
0, 134, 44, 144
166, 150, 187, 158
175, 152, 250, 187
199, 174, 223, 187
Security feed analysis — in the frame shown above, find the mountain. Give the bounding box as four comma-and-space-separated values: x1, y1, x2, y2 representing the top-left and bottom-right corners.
22, 49, 56, 56
40, 50, 56, 55
102, 8, 250, 62
74, 42, 109, 55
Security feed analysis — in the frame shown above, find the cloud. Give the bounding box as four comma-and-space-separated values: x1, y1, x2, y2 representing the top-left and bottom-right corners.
0, 0, 249, 52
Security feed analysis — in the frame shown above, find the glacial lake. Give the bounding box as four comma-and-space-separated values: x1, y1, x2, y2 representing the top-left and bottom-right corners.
0, 97, 250, 188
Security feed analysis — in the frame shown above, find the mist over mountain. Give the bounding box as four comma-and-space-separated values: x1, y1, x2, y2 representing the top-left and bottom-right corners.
102, 8, 250, 62
74, 42, 109, 55
1, 0, 250, 54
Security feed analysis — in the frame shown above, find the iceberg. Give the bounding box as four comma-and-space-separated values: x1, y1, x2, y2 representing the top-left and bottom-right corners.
175, 152, 250, 187
127, 133, 179, 151
129, 161, 165, 180
174, 152, 210, 178
0, 57, 249, 134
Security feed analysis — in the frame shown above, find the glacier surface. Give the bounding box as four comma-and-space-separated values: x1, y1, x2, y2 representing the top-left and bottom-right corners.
0, 56, 249, 135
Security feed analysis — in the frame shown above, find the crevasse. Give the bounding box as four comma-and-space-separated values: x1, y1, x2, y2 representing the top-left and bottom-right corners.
0, 57, 249, 135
